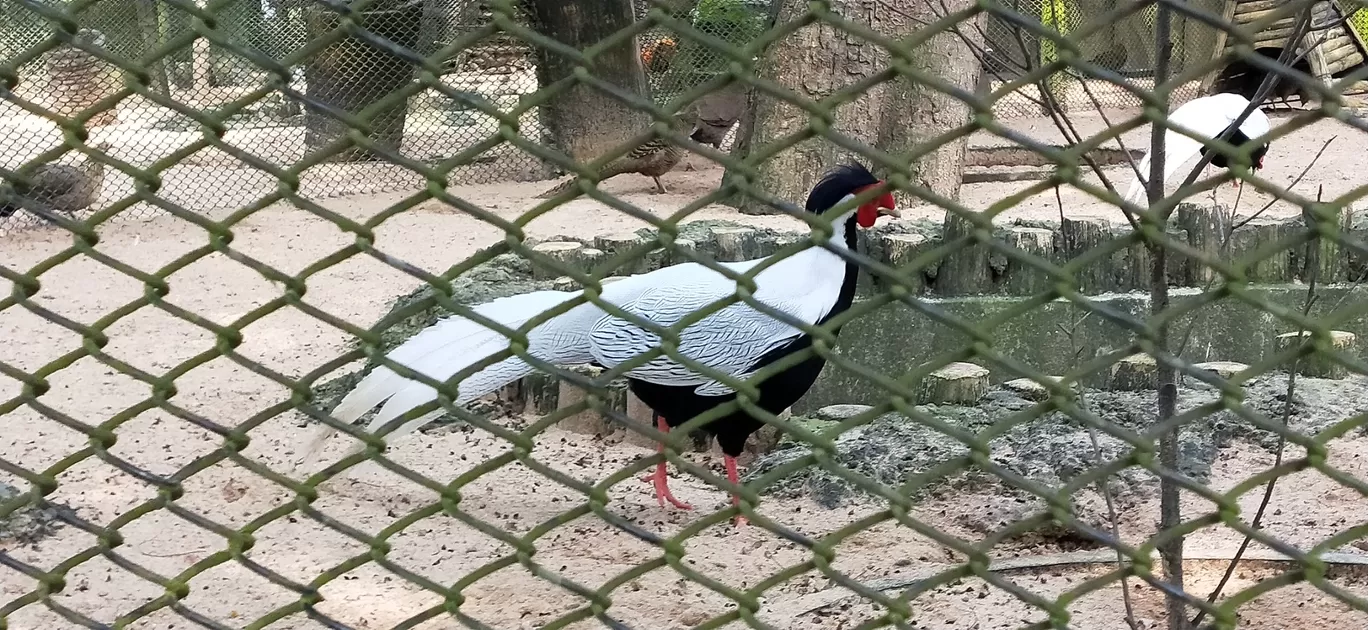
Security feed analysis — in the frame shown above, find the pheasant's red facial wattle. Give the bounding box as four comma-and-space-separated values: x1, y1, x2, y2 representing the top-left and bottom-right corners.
854, 182, 898, 228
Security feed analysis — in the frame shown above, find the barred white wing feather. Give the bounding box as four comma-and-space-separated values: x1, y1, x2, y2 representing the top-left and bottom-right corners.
589, 253, 842, 395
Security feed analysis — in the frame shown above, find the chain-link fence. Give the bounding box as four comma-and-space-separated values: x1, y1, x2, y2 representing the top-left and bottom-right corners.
5, 0, 1333, 237
5, 0, 1368, 627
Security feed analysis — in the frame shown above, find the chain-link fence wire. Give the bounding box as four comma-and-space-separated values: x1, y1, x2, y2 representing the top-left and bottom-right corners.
4, 0, 1368, 627
6, 0, 1345, 236
0, 0, 549, 235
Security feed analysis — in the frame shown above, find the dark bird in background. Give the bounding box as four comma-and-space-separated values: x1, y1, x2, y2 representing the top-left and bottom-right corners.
537, 117, 693, 197
0, 142, 109, 222
1088, 42, 1129, 73
642, 37, 678, 74
684, 85, 746, 150
676, 84, 748, 173
298, 163, 899, 524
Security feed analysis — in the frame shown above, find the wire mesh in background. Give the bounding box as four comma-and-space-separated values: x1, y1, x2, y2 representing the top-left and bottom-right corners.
4, 0, 1368, 627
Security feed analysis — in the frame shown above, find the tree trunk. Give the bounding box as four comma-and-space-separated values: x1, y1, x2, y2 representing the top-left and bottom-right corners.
525, 0, 651, 164
303, 1, 423, 162
736, 0, 981, 215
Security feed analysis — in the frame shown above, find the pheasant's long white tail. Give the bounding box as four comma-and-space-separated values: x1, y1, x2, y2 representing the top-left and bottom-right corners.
1123, 131, 1204, 204
296, 289, 597, 471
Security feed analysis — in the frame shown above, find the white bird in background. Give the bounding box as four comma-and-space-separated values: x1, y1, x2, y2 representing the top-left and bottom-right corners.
297, 163, 899, 514
1123, 92, 1272, 204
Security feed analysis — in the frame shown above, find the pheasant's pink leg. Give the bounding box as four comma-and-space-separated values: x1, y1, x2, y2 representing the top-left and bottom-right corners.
725, 455, 747, 527
646, 414, 692, 510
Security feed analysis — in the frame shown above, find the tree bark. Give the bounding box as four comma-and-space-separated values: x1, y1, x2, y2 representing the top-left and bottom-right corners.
525, 0, 651, 164
303, 0, 423, 162
736, 0, 981, 214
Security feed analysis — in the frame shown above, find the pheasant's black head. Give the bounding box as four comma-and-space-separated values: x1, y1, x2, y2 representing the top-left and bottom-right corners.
806, 162, 897, 228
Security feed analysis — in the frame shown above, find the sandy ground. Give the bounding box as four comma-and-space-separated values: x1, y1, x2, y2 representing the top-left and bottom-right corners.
4, 110, 1368, 629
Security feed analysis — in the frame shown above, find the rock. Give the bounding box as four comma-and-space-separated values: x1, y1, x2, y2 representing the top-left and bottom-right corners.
1001, 377, 1061, 402
1186, 361, 1249, 388
1273, 330, 1356, 379
1108, 354, 1157, 391
918, 362, 990, 404
0, 482, 70, 545
814, 404, 873, 422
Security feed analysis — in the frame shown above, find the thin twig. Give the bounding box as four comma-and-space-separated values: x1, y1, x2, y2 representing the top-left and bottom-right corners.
1057, 184, 1141, 630
1229, 135, 1338, 232
1187, 185, 1327, 628
1169, 135, 1335, 361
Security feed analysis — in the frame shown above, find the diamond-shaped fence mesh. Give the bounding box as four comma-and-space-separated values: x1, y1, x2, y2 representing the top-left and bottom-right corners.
5, 0, 1368, 627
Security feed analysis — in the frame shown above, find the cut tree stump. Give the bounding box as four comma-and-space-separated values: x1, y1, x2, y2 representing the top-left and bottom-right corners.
556, 365, 627, 435
530, 241, 605, 280
1108, 354, 1157, 391
711, 226, 762, 261
918, 362, 990, 404
520, 370, 561, 415
1274, 330, 1356, 379
878, 232, 933, 294
622, 390, 657, 449
999, 226, 1056, 295
1176, 203, 1233, 285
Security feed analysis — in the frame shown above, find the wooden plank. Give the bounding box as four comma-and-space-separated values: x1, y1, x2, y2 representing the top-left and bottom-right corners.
1232, 0, 1287, 15
1204, 0, 1241, 91
1326, 51, 1365, 74
1235, 8, 1298, 27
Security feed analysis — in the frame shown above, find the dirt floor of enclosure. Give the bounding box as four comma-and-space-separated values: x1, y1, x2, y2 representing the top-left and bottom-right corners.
5, 112, 1368, 629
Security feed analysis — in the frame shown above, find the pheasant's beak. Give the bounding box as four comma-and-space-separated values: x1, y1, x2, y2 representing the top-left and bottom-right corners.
855, 183, 898, 228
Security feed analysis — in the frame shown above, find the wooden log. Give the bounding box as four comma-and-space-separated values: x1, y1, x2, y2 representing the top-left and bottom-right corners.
1288, 208, 1346, 283
998, 226, 1056, 295
556, 365, 628, 435
1059, 217, 1112, 293
1320, 36, 1360, 61
520, 370, 561, 415
1274, 330, 1357, 379
620, 390, 658, 449
669, 238, 699, 266
1176, 203, 1233, 285
712, 226, 763, 261
934, 213, 993, 296
1108, 354, 1157, 391
1252, 27, 1302, 47
1326, 53, 1362, 77
530, 241, 605, 280
1231, 0, 1284, 15
1226, 221, 1293, 283
594, 233, 666, 275
878, 232, 934, 294
918, 362, 990, 404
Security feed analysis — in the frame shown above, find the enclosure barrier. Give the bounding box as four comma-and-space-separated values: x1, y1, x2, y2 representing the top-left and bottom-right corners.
4, 0, 1368, 627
